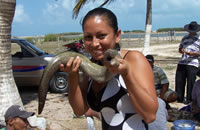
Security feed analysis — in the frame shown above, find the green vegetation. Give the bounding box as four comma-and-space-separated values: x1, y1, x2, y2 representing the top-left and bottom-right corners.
157, 27, 184, 32
123, 30, 145, 33
60, 36, 83, 42
122, 27, 185, 33
43, 33, 83, 42
59, 32, 82, 35
44, 34, 57, 42
25, 37, 36, 44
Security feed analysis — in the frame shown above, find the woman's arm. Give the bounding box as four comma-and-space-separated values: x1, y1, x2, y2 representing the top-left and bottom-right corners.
106, 50, 158, 123
123, 51, 158, 123
68, 72, 89, 116
60, 57, 89, 117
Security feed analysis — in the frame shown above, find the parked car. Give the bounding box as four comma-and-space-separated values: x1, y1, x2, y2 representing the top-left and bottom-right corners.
11, 39, 68, 93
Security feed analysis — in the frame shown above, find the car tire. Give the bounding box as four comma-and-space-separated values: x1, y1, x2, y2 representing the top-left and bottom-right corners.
49, 72, 68, 93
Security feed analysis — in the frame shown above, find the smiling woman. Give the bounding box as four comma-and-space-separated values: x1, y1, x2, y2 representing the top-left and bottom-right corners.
59, 7, 158, 130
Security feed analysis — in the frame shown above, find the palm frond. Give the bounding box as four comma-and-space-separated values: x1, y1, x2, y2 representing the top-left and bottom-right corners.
72, 0, 116, 19
73, 0, 88, 19
99, 0, 109, 7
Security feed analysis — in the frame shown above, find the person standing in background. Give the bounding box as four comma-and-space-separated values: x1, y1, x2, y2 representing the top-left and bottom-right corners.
175, 21, 200, 104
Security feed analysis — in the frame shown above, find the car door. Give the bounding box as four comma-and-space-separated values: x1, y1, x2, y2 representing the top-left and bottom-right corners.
11, 41, 46, 86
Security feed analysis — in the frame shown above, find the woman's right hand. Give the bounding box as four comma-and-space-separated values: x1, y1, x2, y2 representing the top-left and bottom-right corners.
60, 56, 82, 74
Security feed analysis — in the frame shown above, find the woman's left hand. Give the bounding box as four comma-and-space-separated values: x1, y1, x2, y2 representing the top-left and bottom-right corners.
104, 57, 129, 77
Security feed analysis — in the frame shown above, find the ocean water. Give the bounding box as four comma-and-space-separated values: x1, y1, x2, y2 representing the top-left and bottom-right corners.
121, 32, 188, 39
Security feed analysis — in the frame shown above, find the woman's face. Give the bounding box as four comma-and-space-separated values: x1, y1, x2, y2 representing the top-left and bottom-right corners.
83, 16, 121, 61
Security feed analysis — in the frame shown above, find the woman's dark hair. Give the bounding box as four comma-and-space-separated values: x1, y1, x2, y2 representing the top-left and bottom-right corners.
82, 7, 118, 34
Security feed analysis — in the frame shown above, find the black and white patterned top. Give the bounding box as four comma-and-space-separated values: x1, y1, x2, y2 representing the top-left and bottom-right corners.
87, 74, 148, 130
179, 34, 200, 68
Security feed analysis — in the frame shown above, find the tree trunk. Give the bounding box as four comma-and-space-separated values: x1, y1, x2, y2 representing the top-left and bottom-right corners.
0, 0, 23, 125
143, 0, 152, 55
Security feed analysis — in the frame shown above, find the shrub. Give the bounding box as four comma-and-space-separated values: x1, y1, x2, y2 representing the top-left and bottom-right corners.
44, 34, 57, 42
25, 37, 36, 44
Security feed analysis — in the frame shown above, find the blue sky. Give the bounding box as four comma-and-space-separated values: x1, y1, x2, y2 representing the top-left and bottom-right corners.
12, 0, 200, 37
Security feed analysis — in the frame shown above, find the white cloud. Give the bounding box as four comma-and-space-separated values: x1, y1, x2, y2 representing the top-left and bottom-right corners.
13, 4, 30, 23
108, 0, 134, 9
42, 0, 81, 26
81, 0, 135, 13
42, 2, 66, 25
153, 0, 200, 13
151, 0, 200, 30
168, 0, 200, 8
42, 0, 136, 25
61, 0, 74, 11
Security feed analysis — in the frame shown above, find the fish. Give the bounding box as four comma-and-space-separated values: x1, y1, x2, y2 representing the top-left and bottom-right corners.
38, 49, 121, 114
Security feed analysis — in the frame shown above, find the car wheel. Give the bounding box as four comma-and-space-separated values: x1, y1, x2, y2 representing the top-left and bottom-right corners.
49, 72, 68, 93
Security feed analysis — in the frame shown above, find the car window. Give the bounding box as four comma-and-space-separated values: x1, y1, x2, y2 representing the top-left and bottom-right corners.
11, 42, 22, 57
22, 47, 33, 57
21, 40, 45, 55
11, 42, 33, 57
